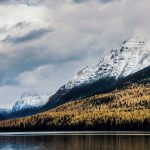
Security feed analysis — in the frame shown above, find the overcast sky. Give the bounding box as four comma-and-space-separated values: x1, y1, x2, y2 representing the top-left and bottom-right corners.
0, 0, 150, 108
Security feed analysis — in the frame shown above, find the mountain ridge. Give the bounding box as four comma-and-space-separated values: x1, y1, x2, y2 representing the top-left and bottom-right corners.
64, 37, 150, 90
44, 37, 150, 110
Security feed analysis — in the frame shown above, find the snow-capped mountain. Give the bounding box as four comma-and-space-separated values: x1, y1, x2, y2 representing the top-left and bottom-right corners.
12, 92, 50, 112
64, 37, 150, 90
44, 37, 150, 109
2, 36, 150, 120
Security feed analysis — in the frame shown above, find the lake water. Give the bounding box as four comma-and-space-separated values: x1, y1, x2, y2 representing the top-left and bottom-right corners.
0, 132, 150, 150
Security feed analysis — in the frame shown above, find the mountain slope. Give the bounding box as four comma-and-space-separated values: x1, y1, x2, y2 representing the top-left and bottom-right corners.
0, 83, 150, 131
44, 37, 150, 110
0, 109, 11, 120
4, 65, 149, 121
65, 37, 150, 89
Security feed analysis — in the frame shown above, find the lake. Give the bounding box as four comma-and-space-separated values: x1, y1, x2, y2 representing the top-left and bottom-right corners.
0, 132, 150, 150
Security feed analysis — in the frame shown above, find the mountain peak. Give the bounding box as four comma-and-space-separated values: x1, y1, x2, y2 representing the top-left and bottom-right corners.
64, 37, 150, 90
121, 36, 150, 50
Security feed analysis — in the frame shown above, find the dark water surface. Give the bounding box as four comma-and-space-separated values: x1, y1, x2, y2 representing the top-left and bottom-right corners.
0, 132, 150, 150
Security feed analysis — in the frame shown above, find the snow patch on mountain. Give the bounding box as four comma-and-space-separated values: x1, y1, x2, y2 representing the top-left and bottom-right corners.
12, 92, 50, 112
64, 37, 150, 89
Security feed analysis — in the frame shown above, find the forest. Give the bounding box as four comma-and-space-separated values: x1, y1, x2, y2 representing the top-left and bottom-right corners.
0, 84, 149, 131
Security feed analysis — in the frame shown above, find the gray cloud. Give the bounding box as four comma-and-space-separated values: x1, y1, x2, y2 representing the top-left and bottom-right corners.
0, 0, 41, 5
2, 28, 52, 44
0, 0, 8, 4
0, 22, 29, 34
73, 0, 114, 3
13, 21, 29, 28
73, 0, 90, 3
99, 0, 114, 3
0, 45, 86, 86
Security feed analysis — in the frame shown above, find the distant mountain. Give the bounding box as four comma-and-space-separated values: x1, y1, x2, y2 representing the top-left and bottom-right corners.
0, 93, 50, 120
12, 92, 49, 112
44, 37, 150, 110
0, 109, 11, 120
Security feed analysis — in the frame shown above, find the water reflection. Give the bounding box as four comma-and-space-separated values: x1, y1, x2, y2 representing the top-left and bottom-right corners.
0, 133, 150, 150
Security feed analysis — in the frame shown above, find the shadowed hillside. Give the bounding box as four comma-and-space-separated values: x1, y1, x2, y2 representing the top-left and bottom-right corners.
43, 66, 150, 112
